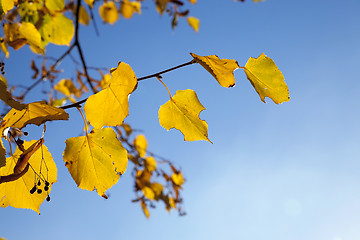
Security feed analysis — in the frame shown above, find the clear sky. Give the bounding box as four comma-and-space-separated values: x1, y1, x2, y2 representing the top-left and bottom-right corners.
1, 0, 360, 240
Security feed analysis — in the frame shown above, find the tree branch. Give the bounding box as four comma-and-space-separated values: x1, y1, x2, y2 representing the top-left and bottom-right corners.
60, 59, 197, 109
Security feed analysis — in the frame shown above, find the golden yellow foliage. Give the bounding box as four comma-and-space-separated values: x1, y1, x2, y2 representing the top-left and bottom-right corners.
19, 22, 42, 50
187, 16, 200, 32
0, 37, 9, 58
0, 101, 69, 131
189, 0, 197, 4
84, 62, 137, 129
145, 157, 156, 172
63, 128, 128, 197
159, 89, 211, 143
0, 141, 57, 214
244, 53, 289, 104
99, 1, 119, 25
54, 79, 81, 99
0, 80, 27, 110
1, 0, 17, 14
120, 0, 141, 19
45, 0, 64, 11
134, 134, 147, 158
40, 14, 74, 46
190, 53, 240, 88
0, 139, 5, 169
171, 172, 184, 186
141, 201, 150, 218
78, 5, 90, 25
84, 0, 94, 8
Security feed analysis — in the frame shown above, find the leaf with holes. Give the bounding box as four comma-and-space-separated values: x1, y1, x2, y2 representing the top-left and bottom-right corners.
159, 89, 211, 143
244, 53, 289, 104
63, 128, 128, 197
84, 62, 137, 129
191, 53, 240, 88
0, 140, 57, 214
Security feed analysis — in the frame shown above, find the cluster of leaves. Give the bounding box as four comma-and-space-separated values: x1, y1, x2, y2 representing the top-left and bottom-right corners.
0, 0, 288, 218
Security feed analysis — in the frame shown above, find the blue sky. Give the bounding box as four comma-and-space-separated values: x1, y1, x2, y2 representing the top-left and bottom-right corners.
1, 0, 360, 239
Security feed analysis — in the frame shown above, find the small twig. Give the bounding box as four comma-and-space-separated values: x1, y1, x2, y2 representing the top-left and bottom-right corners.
60, 59, 197, 109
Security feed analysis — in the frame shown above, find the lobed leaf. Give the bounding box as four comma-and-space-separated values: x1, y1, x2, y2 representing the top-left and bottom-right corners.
0, 141, 57, 214
159, 89, 211, 143
63, 128, 128, 197
190, 53, 240, 88
0, 101, 69, 131
84, 62, 137, 129
244, 53, 289, 104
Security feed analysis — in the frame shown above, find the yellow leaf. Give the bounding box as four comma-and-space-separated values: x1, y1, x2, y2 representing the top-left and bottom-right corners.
0, 140, 57, 214
0, 80, 27, 110
54, 79, 81, 98
134, 134, 147, 158
40, 14, 74, 46
100, 73, 111, 89
63, 128, 128, 197
191, 53, 240, 88
120, 0, 141, 19
4, 23, 26, 50
189, 0, 196, 3
1, 0, 17, 13
84, 62, 137, 129
171, 172, 184, 186
0, 37, 9, 58
19, 22, 42, 49
244, 53, 289, 104
99, 1, 119, 25
158, 89, 211, 143
78, 5, 90, 25
142, 186, 154, 199
155, 0, 168, 14
84, 0, 94, 8
45, 0, 64, 11
141, 201, 150, 218
187, 16, 199, 32
145, 156, 156, 172
0, 139, 5, 169
0, 101, 69, 131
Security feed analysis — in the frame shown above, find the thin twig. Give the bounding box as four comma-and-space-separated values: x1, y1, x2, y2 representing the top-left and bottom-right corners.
60, 59, 198, 109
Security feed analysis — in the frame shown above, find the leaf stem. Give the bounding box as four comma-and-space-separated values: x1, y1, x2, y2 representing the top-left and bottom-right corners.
76, 107, 89, 135
156, 76, 172, 99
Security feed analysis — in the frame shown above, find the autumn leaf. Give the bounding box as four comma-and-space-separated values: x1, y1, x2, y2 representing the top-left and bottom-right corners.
99, 1, 119, 25
155, 0, 168, 14
0, 140, 57, 214
40, 14, 74, 46
159, 89, 211, 143
187, 17, 199, 32
19, 22, 43, 51
0, 139, 5, 169
78, 5, 90, 25
145, 157, 156, 172
1, 0, 17, 14
0, 80, 27, 110
45, 0, 64, 11
134, 134, 147, 158
171, 172, 184, 186
84, 0, 94, 8
120, 0, 141, 19
190, 53, 240, 88
54, 79, 81, 99
63, 128, 128, 197
84, 62, 137, 129
0, 101, 69, 131
0, 37, 9, 58
244, 53, 289, 104
189, 0, 197, 4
